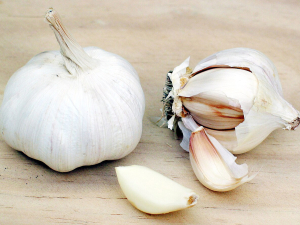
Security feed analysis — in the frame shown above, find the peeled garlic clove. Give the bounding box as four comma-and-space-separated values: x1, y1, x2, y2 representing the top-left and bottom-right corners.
189, 126, 254, 192
0, 9, 145, 172
115, 165, 199, 214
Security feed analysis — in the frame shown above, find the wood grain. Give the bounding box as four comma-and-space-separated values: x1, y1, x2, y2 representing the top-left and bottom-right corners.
1, 0, 300, 224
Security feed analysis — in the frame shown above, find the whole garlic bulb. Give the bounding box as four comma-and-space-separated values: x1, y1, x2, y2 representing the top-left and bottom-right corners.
0, 9, 145, 172
164, 48, 300, 154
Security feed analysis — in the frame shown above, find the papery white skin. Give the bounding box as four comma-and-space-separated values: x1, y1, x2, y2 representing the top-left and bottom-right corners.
177, 121, 191, 151
0, 9, 145, 172
168, 48, 300, 154
183, 117, 254, 192
115, 165, 198, 214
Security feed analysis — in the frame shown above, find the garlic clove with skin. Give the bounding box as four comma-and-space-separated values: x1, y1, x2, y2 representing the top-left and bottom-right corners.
181, 91, 245, 130
189, 127, 254, 192
205, 127, 238, 151
180, 67, 258, 130
182, 116, 254, 192
178, 119, 239, 152
115, 165, 199, 214
0, 9, 145, 172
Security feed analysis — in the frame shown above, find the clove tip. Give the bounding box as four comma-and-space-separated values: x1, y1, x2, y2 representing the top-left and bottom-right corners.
291, 116, 300, 130
187, 194, 199, 206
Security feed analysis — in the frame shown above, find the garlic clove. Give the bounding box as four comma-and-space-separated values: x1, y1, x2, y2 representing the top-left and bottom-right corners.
191, 48, 299, 129
189, 126, 254, 192
233, 107, 288, 153
191, 48, 300, 153
115, 165, 199, 214
179, 67, 258, 130
205, 127, 238, 151
181, 91, 244, 130
179, 116, 239, 152
179, 68, 258, 116
193, 48, 283, 95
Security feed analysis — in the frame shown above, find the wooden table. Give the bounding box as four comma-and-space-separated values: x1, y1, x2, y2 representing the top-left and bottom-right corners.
1, 0, 300, 224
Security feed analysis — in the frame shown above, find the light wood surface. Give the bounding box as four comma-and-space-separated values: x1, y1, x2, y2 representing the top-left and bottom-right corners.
1, 0, 300, 224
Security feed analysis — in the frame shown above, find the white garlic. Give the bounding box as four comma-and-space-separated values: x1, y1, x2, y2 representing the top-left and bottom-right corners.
164, 48, 300, 154
0, 8, 145, 172
115, 165, 198, 214
182, 116, 254, 192
181, 68, 257, 130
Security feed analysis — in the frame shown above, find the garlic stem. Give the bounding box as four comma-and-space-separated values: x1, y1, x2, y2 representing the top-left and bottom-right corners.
45, 8, 98, 75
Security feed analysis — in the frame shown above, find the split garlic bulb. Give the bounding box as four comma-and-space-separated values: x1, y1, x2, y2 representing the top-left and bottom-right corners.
0, 9, 145, 172
164, 48, 300, 154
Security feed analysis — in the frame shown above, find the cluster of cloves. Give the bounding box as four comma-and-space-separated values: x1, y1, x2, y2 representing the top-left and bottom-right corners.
155, 48, 300, 192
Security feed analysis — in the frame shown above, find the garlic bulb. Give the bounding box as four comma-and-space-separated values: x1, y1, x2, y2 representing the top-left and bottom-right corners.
182, 116, 254, 191
115, 165, 198, 214
163, 48, 300, 154
0, 8, 145, 172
